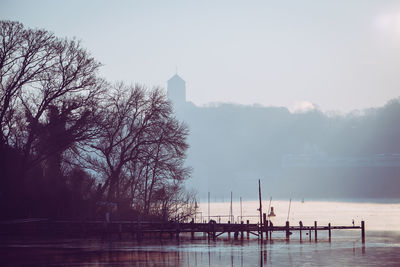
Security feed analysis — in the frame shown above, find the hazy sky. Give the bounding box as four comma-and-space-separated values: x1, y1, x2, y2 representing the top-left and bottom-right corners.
1, 0, 400, 112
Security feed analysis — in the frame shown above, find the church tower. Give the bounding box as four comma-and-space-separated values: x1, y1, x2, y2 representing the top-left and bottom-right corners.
167, 74, 186, 107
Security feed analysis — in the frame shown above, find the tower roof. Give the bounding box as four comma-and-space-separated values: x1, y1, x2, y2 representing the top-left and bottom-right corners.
168, 74, 185, 83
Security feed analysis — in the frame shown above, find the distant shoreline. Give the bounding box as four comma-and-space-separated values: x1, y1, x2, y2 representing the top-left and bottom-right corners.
198, 198, 400, 204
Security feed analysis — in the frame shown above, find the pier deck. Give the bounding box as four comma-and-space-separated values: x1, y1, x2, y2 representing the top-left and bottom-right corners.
0, 218, 365, 243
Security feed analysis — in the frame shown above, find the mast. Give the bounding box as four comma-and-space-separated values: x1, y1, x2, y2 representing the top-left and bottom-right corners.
240, 196, 243, 222
230, 191, 233, 223
208, 191, 210, 222
258, 179, 263, 238
287, 198, 292, 221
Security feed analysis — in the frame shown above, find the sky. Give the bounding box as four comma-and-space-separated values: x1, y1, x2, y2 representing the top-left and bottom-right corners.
1, 0, 400, 112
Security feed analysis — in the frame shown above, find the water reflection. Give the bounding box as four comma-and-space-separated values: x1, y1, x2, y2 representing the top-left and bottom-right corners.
0, 233, 399, 266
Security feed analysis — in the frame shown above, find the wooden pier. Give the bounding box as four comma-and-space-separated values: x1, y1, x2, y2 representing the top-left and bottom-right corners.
0, 217, 365, 243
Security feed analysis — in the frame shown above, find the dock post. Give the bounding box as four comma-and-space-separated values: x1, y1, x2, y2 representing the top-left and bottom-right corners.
241, 221, 244, 239
285, 221, 290, 240
159, 221, 164, 239
361, 221, 365, 243
269, 221, 272, 239
175, 220, 180, 240
309, 229, 311, 242
207, 220, 210, 240
328, 223, 331, 242
299, 221, 303, 242
137, 217, 142, 242
265, 220, 269, 240
314, 221, 317, 242
212, 220, 216, 241
191, 219, 194, 239
246, 220, 250, 239
228, 220, 231, 239
263, 213, 267, 240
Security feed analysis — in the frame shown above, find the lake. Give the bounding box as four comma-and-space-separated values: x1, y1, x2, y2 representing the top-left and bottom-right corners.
1, 200, 400, 266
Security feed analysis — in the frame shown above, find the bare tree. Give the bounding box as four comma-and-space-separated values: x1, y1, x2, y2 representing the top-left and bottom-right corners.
0, 21, 103, 179
87, 83, 191, 217
0, 20, 194, 220
139, 115, 191, 215
0, 21, 56, 145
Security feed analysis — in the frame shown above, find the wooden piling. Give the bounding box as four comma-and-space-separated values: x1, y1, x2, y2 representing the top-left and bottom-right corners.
299, 221, 303, 242
191, 219, 195, 239
175, 220, 180, 240
314, 221, 317, 242
361, 221, 365, 243
263, 213, 267, 240
207, 220, 211, 240
246, 220, 250, 239
228, 220, 231, 239
212, 220, 216, 241
137, 217, 142, 242
241, 221, 244, 239
309, 229, 311, 242
328, 223, 331, 242
265, 220, 269, 240
131, 221, 135, 238
159, 221, 163, 239
269, 222, 272, 239
285, 221, 290, 240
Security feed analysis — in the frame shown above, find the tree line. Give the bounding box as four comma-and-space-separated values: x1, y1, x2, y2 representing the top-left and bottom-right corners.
0, 21, 195, 220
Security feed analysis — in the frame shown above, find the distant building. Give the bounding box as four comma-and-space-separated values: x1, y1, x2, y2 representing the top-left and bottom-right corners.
167, 74, 186, 108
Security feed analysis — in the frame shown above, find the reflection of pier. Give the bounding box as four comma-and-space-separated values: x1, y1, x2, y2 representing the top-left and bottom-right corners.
1, 218, 365, 243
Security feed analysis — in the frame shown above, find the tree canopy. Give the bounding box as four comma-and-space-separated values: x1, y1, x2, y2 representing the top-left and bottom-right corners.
0, 21, 193, 220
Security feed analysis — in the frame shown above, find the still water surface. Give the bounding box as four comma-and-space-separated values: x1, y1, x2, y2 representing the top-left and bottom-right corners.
1, 200, 399, 266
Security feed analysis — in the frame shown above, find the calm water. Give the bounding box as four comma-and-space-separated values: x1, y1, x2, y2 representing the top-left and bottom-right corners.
197, 199, 400, 230
1, 200, 400, 266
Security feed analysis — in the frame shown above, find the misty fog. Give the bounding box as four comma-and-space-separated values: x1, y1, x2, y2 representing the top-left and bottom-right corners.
174, 98, 400, 200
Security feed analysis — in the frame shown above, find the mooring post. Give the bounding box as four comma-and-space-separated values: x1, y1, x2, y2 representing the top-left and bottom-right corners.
159, 221, 164, 239
285, 221, 290, 240
328, 223, 331, 242
207, 220, 211, 240
241, 221, 244, 239
228, 220, 231, 239
263, 213, 267, 240
361, 220, 365, 243
246, 220, 250, 239
309, 229, 311, 242
258, 179, 263, 240
269, 221, 272, 239
234, 230, 239, 240
191, 218, 194, 239
137, 216, 142, 242
314, 221, 317, 242
299, 221, 303, 242
212, 220, 216, 241
175, 220, 180, 240
265, 220, 269, 240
